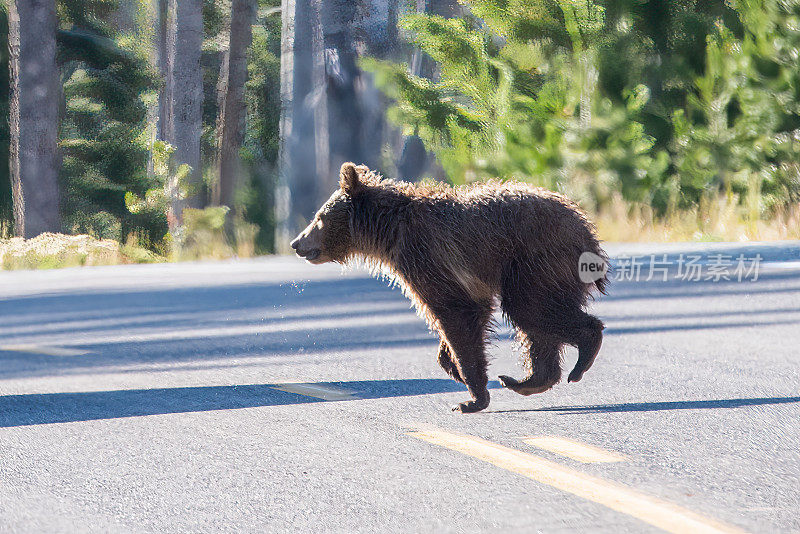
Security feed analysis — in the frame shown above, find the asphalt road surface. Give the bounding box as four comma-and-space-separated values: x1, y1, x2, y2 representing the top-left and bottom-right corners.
1, 242, 799, 533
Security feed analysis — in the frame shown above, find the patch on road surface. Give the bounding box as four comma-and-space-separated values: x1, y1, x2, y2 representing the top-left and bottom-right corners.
0, 345, 90, 357
409, 428, 747, 534
269, 383, 357, 401
521, 436, 628, 463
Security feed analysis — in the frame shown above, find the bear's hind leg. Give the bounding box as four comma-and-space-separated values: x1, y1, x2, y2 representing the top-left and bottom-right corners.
501, 259, 603, 387
437, 341, 464, 384
431, 300, 492, 413
531, 306, 603, 384
564, 312, 604, 383
499, 270, 564, 395
498, 329, 562, 395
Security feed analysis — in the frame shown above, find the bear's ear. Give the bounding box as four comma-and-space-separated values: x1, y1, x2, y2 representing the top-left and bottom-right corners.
339, 162, 364, 195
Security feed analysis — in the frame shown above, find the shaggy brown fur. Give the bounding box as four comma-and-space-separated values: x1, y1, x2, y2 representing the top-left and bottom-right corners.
291, 163, 608, 413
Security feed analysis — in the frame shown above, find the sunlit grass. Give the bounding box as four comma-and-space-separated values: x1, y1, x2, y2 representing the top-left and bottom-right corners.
594, 195, 800, 242
2, 197, 796, 271
0, 208, 261, 270
0, 233, 164, 271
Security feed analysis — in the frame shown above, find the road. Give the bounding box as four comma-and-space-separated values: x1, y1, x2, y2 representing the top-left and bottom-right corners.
1, 242, 799, 533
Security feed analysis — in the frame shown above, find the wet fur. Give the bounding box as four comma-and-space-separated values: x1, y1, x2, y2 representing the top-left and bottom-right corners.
293, 163, 608, 413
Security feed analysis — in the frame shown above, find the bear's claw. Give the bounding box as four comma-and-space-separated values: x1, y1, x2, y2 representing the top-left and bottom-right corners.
452, 399, 489, 413
498, 374, 555, 396
567, 324, 603, 383
497, 375, 514, 388
567, 369, 584, 383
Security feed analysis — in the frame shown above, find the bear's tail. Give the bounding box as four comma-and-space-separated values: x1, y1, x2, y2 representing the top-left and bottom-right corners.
588, 245, 610, 296
594, 269, 609, 295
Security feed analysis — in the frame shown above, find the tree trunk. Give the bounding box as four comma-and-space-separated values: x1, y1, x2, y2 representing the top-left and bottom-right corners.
277, 0, 319, 250
317, 0, 368, 201
8, 0, 61, 238
156, 0, 169, 142
112, 0, 140, 34
426, 0, 463, 17
277, 0, 398, 251
357, 0, 399, 174
164, 0, 204, 227
397, 0, 462, 183
144, 0, 167, 178
214, 0, 256, 210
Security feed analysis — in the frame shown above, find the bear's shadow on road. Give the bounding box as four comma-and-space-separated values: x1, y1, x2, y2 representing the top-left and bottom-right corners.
0, 378, 504, 428
2, 378, 798, 427
487, 396, 800, 414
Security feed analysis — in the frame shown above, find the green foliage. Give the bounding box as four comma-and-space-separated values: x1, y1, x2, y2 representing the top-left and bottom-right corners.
123, 140, 188, 231
0, 0, 283, 255
57, 0, 164, 244
246, 4, 281, 164
0, 0, 282, 255
177, 206, 233, 260
240, 0, 282, 254
193, 0, 280, 255
366, 0, 800, 219
0, 1, 160, 238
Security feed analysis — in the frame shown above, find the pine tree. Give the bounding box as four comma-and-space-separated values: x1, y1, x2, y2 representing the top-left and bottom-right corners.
214, 0, 257, 211
365, 0, 800, 216
8, 0, 62, 237
57, 0, 162, 243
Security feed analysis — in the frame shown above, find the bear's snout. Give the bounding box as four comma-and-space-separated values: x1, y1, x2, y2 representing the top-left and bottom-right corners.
290, 222, 325, 263
291, 235, 318, 258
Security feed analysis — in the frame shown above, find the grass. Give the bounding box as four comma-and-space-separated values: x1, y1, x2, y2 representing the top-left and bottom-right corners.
0, 233, 164, 271
2, 196, 797, 271
593, 196, 800, 243
0, 211, 258, 270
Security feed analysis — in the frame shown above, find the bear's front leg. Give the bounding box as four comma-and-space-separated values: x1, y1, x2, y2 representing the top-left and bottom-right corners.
437, 341, 464, 384
432, 301, 492, 413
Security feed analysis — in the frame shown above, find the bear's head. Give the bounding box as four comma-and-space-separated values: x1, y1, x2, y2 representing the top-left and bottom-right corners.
290, 162, 369, 264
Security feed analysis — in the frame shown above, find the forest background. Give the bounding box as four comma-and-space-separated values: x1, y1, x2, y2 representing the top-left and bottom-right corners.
3, 0, 799, 269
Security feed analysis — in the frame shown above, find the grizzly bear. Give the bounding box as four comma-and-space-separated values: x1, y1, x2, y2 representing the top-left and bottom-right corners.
291, 162, 608, 413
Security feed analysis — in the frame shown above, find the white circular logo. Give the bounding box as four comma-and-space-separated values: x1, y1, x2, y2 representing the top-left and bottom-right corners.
578, 251, 608, 283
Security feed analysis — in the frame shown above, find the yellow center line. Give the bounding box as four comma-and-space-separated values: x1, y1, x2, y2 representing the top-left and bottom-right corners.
409, 429, 747, 534
269, 383, 356, 401
521, 436, 628, 463
0, 345, 90, 357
